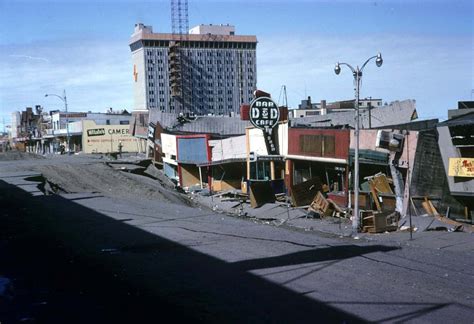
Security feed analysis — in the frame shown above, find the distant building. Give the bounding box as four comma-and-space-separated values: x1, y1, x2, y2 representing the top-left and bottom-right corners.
447, 101, 474, 119
48, 110, 135, 153
290, 97, 384, 118
82, 119, 141, 154
129, 23, 257, 116
10, 111, 21, 139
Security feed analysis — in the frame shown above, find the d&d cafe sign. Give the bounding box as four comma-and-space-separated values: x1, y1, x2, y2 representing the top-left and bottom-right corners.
249, 97, 280, 155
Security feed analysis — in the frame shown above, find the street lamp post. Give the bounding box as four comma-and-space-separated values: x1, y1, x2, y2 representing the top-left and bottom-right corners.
334, 53, 383, 234
45, 90, 70, 154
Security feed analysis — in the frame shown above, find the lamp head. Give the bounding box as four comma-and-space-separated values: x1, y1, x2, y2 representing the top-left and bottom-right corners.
44, 94, 48, 97
334, 62, 341, 75
376, 53, 383, 67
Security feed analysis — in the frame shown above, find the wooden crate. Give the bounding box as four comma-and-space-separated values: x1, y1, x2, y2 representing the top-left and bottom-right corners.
362, 211, 398, 233
309, 192, 334, 217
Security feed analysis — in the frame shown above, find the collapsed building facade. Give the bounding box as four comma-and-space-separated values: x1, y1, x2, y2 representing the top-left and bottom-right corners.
141, 96, 473, 229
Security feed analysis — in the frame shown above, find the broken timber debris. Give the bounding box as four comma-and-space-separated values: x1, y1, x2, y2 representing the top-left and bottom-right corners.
421, 197, 440, 216
249, 180, 275, 208
361, 210, 399, 233
361, 173, 397, 213
308, 192, 334, 217
365, 173, 394, 194
290, 177, 322, 207
307, 191, 347, 218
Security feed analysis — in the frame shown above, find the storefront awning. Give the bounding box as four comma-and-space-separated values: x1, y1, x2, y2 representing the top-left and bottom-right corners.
197, 158, 246, 167
286, 154, 347, 164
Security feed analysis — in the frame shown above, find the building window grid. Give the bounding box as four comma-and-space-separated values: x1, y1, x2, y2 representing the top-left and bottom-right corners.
142, 42, 255, 114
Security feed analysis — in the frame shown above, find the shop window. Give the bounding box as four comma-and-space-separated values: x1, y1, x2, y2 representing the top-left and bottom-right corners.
249, 161, 271, 180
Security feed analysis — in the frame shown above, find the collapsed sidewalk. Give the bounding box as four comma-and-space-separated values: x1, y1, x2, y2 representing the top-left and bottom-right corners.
186, 172, 474, 242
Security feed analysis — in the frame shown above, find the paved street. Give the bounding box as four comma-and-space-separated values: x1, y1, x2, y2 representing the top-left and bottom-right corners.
1, 154, 473, 323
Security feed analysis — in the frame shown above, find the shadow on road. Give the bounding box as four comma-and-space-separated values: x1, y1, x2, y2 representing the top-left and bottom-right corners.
0, 179, 401, 323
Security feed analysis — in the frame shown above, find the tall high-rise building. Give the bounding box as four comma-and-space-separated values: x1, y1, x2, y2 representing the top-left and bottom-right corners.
129, 23, 257, 116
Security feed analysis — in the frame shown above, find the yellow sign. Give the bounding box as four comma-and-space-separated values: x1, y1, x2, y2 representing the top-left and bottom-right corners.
133, 65, 138, 82
448, 158, 474, 177
82, 120, 140, 154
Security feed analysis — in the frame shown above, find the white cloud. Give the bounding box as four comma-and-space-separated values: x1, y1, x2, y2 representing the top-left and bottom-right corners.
8, 55, 50, 63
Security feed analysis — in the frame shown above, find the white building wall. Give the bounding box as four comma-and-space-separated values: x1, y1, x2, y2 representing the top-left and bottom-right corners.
209, 135, 246, 162
161, 133, 177, 161
248, 128, 268, 156
248, 122, 288, 157
189, 24, 235, 35
277, 122, 288, 156
10, 111, 20, 138
132, 47, 147, 111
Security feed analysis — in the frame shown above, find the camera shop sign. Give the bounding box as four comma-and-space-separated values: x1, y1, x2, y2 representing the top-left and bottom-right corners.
249, 97, 280, 155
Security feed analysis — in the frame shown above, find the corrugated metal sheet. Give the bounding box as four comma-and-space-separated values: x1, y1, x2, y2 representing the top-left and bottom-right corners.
176, 116, 250, 135
148, 110, 250, 135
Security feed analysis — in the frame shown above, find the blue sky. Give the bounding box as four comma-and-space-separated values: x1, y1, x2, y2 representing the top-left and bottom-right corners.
0, 0, 473, 129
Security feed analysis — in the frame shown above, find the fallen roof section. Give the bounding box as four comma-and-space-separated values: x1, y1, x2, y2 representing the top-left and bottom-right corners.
149, 110, 250, 136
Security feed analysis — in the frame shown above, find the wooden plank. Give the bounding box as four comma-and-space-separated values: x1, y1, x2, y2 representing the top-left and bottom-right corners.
410, 197, 419, 216
309, 191, 334, 217
428, 200, 440, 216
369, 183, 382, 212
370, 173, 393, 194
290, 177, 322, 207
435, 215, 474, 233
422, 196, 433, 215
327, 198, 344, 213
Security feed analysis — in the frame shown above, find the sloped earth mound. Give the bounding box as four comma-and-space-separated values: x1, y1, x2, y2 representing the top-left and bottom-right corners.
0, 151, 45, 161
33, 163, 190, 206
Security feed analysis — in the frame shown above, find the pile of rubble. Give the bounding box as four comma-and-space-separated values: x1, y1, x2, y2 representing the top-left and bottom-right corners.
188, 172, 473, 235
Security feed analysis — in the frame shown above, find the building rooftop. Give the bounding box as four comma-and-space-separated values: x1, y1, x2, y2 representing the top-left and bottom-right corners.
438, 111, 474, 127
130, 23, 257, 45
149, 110, 250, 136
291, 100, 418, 129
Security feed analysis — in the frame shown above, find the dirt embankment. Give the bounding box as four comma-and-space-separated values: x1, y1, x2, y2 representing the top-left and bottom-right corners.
33, 162, 190, 206
0, 151, 45, 161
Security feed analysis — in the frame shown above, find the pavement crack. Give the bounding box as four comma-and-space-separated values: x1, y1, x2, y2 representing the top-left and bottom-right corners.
140, 225, 327, 248
358, 254, 471, 283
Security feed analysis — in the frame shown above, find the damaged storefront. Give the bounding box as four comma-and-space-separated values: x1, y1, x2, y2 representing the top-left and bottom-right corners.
286, 127, 349, 207
246, 123, 287, 198
176, 134, 211, 190
205, 135, 247, 192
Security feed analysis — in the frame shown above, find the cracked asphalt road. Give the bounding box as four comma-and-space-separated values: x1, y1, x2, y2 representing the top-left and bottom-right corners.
1, 153, 473, 323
